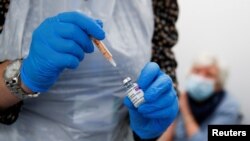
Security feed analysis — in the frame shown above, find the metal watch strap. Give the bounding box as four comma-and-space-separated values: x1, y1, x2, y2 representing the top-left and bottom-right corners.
5, 74, 39, 100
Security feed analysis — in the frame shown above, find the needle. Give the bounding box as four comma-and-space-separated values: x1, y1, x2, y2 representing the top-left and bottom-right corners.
92, 39, 117, 67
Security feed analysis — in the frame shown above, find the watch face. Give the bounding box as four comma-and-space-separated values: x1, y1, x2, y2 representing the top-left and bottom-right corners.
4, 60, 21, 80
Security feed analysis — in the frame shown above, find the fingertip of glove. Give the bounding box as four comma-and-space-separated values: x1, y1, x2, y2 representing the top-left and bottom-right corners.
95, 19, 104, 28
95, 30, 105, 40
84, 42, 95, 54
123, 96, 135, 109
93, 19, 105, 40
137, 62, 161, 90
146, 62, 160, 72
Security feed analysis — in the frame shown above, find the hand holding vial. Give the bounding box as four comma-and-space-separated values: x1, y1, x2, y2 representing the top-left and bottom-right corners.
123, 62, 179, 139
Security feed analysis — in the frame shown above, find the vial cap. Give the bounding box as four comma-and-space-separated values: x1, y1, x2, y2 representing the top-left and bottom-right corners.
123, 77, 132, 85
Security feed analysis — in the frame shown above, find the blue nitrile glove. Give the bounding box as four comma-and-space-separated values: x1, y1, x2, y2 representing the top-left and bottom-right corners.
20, 12, 105, 92
124, 62, 179, 139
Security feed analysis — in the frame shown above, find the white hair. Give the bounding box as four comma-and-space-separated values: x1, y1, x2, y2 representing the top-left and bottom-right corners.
192, 53, 229, 86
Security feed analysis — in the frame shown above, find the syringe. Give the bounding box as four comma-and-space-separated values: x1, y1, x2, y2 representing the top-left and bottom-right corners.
92, 39, 117, 67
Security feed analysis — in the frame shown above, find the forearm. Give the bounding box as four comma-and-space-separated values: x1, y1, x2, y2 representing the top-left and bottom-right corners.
0, 61, 20, 110
183, 113, 199, 138
158, 121, 176, 141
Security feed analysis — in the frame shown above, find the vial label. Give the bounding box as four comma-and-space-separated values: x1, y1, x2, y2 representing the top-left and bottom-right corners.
127, 85, 145, 108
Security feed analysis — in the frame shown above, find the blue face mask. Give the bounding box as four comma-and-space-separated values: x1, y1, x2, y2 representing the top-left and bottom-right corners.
186, 74, 215, 102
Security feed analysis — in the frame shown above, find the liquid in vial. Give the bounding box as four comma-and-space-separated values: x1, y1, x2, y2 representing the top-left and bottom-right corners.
123, 77, 145, 108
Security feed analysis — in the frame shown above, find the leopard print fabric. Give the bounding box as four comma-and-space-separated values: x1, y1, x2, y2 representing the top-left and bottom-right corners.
151, 0, 179, 90
0, 0, 10, 33
0, 101, 23, 125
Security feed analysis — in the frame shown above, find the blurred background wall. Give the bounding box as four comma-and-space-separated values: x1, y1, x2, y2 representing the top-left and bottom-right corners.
174, 0, 250, 123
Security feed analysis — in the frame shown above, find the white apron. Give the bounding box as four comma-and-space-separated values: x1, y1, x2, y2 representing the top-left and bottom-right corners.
0, 0, 154, 141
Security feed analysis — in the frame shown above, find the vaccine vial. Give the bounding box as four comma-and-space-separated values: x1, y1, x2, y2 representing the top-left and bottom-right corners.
123, 77, 145, 108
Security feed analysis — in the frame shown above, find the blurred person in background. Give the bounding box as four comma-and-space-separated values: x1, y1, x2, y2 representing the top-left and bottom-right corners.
159, 53, 242, 141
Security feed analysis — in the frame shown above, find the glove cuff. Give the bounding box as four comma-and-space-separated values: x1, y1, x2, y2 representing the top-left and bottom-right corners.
20, 64, 50, 92
133, 132, 159, 141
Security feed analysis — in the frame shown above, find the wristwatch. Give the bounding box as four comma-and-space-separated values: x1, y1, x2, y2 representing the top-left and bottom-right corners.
3, 59, 40, 100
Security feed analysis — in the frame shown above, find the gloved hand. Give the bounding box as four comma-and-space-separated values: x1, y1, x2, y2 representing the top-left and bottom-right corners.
21, 12, 105, 92
124, 62, 179, 139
